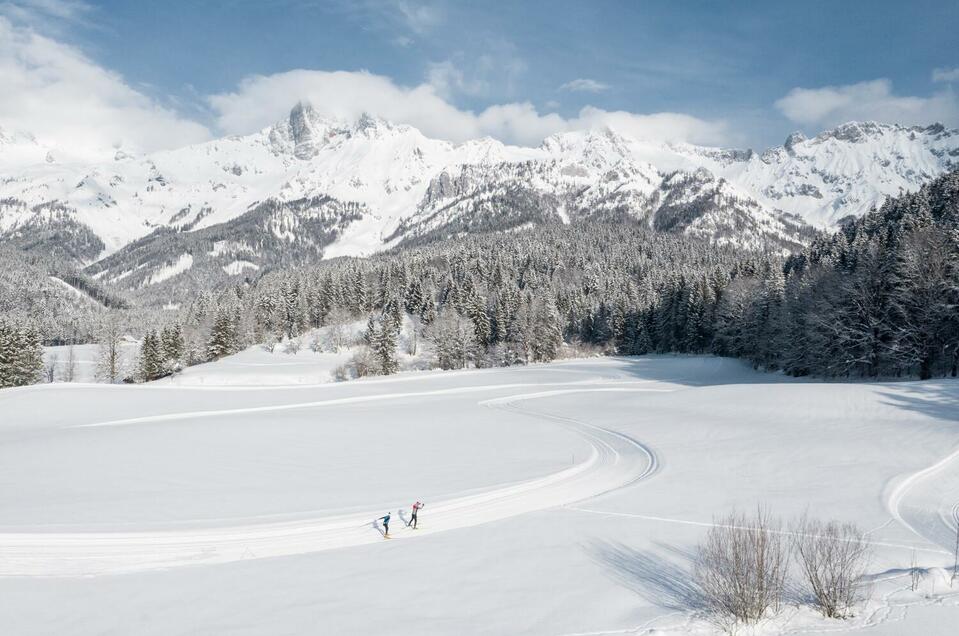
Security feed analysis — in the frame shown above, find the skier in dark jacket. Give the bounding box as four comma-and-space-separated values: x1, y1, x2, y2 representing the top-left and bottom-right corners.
379, 512, 391, 537
407, 501, 424, 529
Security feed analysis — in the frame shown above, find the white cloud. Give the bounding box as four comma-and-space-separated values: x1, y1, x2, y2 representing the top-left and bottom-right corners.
775, 79, 959, 129
559, 78, 609, 93
208, 68, 729, 147
932, 67, 959, 83
0, 17, 729, 159
395, 0, 441, 34
0, 17, 210, 159
0, 0, 92, 34
426, 60, 487, 99
575, 107, 729, 146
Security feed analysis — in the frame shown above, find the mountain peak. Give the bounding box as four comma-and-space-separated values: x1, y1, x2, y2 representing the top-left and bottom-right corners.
355, 112, 396, 137
815, 121, 897, 144
783, 131, 807, 153
268, 102, 343, 159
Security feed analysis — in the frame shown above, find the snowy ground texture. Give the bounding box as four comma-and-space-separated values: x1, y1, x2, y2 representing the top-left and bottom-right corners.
1, 355, 958, 635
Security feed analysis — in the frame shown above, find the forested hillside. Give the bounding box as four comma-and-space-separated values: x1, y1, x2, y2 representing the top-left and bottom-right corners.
132, 169, 959, 384
2, 170, 956, 388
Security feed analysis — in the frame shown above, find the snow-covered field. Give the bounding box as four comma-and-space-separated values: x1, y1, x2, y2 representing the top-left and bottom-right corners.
1, 356, 957, 634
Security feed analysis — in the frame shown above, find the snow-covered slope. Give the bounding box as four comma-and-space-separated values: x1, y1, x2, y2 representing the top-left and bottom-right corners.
2, 357, 958, 634
688, 122, 959, 227
1, 105, 956, 291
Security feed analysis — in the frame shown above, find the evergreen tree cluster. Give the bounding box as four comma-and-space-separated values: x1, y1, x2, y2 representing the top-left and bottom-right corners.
137, 323, 186, 381
173, 221, 750, 374
0, 319, 44, 388
727, 170, 959, 378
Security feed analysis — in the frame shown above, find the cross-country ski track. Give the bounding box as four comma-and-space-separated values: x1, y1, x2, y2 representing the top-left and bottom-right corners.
885, 438, 959, 554
0, 383, 662, 578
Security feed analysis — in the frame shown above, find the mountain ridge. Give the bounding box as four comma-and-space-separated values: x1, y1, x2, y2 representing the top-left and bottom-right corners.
0, 105, 956, 300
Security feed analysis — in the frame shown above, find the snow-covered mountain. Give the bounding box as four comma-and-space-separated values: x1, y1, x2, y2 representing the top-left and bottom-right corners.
684, 121, 959, 227
1, 103, 956, 295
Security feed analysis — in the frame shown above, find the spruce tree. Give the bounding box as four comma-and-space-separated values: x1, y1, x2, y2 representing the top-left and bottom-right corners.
0, 321, 43, 388
138, 330, 164, 381
207, 310, 237, 361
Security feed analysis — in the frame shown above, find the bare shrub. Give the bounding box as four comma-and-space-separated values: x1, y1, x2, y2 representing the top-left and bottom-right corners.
283, 336, 302, 355
261, 333, 277, 353
45, 354, 59, 383
324, 308, 353, 352
791, 515, 871, 618
696, 507, 788, 625
334, 347, 378, 381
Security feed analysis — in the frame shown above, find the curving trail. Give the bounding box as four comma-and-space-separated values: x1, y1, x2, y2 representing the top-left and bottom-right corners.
886, 442, 959, 554
0, 386, 660, 578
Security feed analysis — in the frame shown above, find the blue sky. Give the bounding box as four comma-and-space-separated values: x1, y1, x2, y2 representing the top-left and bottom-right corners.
1, 0, 956, 154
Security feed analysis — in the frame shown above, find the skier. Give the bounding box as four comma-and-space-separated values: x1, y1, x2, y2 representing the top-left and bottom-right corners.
379, 512, 391, 537
407, 501, 424, 529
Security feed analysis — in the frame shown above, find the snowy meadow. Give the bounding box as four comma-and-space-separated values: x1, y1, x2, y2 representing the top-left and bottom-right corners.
1, 355, 957, 634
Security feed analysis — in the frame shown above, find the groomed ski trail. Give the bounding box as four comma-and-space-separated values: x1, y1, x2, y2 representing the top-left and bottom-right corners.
0, 386, 661, 578
886, 441, 959, 553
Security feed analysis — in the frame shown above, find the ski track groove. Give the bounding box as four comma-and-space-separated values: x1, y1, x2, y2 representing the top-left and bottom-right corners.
885, 441, 959, 553
0, 383, 664, 578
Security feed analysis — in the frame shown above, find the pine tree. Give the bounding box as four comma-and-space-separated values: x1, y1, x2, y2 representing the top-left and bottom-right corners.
467, 293, 491, 348
138, 330, 164, 381
530, 297, 563, 362
161, 323, 185, 368
281, 277, 302, 339
0, 321, 43, 388
207, 310, 237, 361
372, 319, 399, 375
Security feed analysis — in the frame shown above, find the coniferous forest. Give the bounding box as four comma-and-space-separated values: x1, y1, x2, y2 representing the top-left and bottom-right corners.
1, 170, 957, 388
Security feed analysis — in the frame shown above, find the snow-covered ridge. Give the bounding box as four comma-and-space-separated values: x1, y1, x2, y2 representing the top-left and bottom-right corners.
1, 105, 956, 275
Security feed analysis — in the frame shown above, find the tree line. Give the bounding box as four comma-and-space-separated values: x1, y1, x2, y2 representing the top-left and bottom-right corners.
2, 169, 956, 387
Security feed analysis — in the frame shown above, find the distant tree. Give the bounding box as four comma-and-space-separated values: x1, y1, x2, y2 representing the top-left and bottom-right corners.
0, 320, 43, 388
530, 296, 563, 362
60, 343, 78, 383
207, 309, 237, 361
428, 311, 477, 370
138, 330, 165, 382
96, 315, 125, 383
160, 323, 185, 369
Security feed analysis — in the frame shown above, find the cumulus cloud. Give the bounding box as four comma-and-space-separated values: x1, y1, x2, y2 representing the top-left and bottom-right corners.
208, 68, 729, 147
932, 67, 959, 83
0, 15, 729, 158
775, 79, 959, 129
0, 17, 210, 159
559, 78, 609, 93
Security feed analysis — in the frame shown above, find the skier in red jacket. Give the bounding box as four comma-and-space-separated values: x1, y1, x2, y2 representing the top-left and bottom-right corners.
407, 501, 424, 529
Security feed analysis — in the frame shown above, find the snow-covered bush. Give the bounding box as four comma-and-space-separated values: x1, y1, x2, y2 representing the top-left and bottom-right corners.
791, 516, 871, 618
261, 333, 277, 353
696, 507, 788, 626
334, 347, 377, 381
324, 308, 353, 352
283, 337, 302, 355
